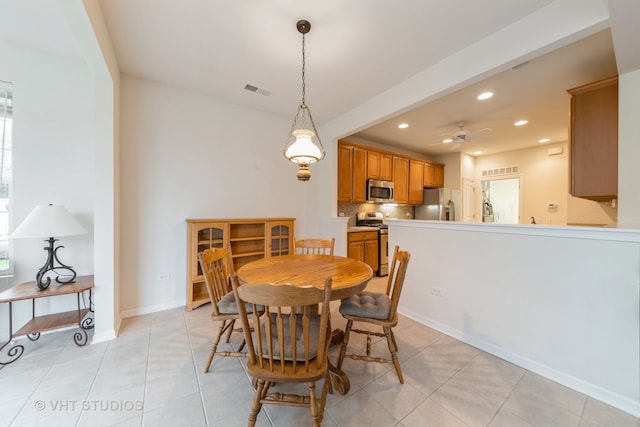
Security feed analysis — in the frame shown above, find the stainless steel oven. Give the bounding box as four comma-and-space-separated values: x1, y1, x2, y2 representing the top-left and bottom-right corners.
378, 227, 389, 276
356, 212, 389, 277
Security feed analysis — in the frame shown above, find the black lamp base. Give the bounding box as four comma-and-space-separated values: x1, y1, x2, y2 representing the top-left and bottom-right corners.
36, 238, 77, 291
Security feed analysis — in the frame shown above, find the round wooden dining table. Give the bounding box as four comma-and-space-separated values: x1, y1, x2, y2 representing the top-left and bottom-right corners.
236, 254, 373, 300
236, 254, 374, 394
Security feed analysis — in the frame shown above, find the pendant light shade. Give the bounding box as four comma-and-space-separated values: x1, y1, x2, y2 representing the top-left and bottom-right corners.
283, 19, 325, 181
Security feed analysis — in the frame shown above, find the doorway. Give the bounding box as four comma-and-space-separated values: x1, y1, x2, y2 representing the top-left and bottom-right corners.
481, 178, 520, 224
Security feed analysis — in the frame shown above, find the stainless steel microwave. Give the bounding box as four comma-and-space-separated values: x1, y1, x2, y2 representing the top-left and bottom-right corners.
367, 179, 394, 203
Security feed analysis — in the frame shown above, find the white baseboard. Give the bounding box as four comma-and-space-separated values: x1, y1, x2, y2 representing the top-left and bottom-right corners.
398, 307, 640, 418
91, 330, 116, 344
119, 299, 183, 319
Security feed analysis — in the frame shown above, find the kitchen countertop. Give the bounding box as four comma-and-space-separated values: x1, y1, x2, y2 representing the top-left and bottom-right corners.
348, 226, 380, 232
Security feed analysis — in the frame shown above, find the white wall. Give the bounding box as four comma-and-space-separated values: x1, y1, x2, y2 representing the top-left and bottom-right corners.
390, 220, 640, 415
118, 76, 314, 315
475, 142, 570, 225
618, 69, 640, 226
0, 41, 95, 332
474, 142, 618, 226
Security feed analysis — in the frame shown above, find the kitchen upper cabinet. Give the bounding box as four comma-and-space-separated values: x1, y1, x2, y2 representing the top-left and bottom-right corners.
392, 156, 409, 205
338, 141, 369, 203
337, 140, 445, 205
367, 150, 393, 181
423, 161, 444, 188
409, 160, 424, 205
353, 147, 368, 203
434, 164, 444, 188
337, 143, 353, 203
567, 76, 618, 201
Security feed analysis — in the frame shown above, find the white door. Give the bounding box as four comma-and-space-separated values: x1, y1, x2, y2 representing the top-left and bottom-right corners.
462, 178, 476, 222
482, 177, 520, 224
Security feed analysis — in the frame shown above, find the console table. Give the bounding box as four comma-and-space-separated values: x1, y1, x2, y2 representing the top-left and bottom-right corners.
0, 275, 94, 365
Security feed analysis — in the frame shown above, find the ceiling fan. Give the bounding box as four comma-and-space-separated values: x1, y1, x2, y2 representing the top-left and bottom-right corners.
430, 121, 491, 149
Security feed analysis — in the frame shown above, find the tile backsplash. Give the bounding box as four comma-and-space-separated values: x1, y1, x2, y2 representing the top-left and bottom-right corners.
338, 203, 414, 226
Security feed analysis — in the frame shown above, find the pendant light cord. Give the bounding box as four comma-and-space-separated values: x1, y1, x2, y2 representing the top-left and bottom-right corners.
301, 31, 306, 107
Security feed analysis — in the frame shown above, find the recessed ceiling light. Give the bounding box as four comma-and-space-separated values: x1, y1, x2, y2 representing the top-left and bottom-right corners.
477, 92, 493, 100
514, 120, 528, 126
442, 138, 453, 144
538, 138, 550, 143
474, 151, 483, 155
398, 123, 409, 129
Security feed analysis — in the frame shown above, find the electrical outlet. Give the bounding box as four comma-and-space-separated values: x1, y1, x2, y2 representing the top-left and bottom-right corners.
431, 287, 442, 296
159, 273, 171, 280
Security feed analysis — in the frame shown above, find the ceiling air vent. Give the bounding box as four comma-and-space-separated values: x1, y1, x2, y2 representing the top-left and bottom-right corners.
244, 84, 271, 96
481, 165, 520, 177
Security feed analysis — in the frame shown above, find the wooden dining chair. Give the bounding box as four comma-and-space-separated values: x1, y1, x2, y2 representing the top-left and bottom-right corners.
230, 274, 333, 427
295, 237, 335, 255
336, 245, 411, 383
198, 247, 255, 373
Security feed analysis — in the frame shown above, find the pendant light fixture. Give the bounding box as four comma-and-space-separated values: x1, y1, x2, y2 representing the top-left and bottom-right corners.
283, 19, 325, 181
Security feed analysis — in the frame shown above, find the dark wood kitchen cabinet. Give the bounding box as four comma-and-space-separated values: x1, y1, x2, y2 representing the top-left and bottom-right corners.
567, 76, 618, 201
347, 231, 378, 272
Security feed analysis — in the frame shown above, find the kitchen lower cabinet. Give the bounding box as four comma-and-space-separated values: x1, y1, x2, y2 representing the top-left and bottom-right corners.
347, 231, 378, 273
186, 218, 294, 310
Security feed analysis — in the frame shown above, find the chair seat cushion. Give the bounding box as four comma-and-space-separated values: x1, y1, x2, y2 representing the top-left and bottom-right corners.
217, 292, 262, 314
339, 291, 391, 320
260, 313, 322, 361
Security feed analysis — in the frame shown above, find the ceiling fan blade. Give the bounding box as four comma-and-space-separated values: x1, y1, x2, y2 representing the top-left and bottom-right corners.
468, 128, 492, 138
428, 141, 452, 147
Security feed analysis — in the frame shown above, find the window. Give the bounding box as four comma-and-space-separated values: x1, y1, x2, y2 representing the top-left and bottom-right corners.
0, 81, 12, 273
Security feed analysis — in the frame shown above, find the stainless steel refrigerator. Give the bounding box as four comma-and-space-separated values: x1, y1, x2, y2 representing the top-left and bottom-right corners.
414, 188, 461, 221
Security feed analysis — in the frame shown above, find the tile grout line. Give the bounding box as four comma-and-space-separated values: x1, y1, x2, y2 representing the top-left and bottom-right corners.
74, 334, 108, 427
483, 368, 528, 426
139, 315, 154, 426
184, 310, 211, 426
8, 341, 67, 427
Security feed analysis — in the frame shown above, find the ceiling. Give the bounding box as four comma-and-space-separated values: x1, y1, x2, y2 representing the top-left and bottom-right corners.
354, 29, 618, 157
0, 1, 632, 158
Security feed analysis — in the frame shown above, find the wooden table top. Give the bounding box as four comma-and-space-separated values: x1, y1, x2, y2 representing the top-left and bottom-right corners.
236, 255, 373, 301
0, 275, 94, 303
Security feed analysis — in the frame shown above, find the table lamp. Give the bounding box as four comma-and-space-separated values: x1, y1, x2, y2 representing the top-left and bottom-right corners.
10, 204, 87, 290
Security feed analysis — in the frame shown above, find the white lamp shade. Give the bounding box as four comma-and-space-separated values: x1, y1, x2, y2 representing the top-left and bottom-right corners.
285, 129, 322, 164
10, 205, 87, 239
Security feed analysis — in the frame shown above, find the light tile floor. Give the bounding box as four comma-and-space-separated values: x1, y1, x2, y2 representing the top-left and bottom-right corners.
1, 278, 639, 427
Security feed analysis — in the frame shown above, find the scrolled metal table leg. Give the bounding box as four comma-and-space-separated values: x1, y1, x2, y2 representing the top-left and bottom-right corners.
0, 340, 24, 366
73, 328, 88, 346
